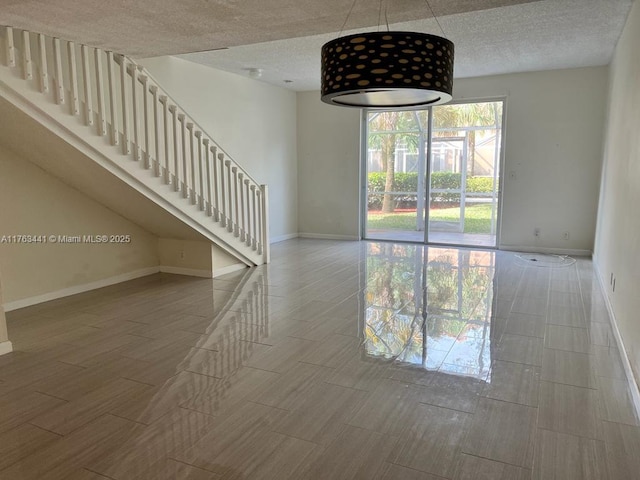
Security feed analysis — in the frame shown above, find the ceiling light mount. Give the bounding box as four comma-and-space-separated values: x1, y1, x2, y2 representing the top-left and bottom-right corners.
247, 67, 263, 79
321, 31, 454, 108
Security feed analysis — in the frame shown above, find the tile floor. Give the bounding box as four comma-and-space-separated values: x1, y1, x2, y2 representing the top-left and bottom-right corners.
1, 239, 639, 479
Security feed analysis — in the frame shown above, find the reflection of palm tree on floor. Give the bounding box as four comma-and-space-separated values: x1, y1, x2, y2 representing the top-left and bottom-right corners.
365, 248, 494, 366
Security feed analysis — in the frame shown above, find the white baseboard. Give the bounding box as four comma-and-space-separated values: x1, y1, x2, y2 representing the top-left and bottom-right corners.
270, 233, 298, 244
499, 244, 592, 257
213, 263, 247, 278
159, 266, 213, 278
3, 267, 160, 312
298, 233, 361, 241
0, 341, 13, 356
593, 261, 640, 417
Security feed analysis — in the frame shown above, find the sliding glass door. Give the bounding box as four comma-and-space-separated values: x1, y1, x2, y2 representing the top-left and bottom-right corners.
365, 110, 425, 242
364, 100, 504, 248
428, 102, 503, 246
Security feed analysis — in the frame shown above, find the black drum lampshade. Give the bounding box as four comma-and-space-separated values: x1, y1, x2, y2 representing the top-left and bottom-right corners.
321, 31, 454, 108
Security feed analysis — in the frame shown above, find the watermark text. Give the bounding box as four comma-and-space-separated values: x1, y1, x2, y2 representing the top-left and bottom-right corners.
1, 234, 132, 244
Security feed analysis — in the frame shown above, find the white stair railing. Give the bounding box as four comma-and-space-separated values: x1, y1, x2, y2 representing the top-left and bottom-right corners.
0, 26, 270, 264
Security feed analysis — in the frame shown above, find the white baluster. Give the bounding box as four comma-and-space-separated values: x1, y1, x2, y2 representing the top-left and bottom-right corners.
244, 179, 252, 246
232, 166, 240, 237
130, 63, 140, 161
210, 146, 220, 222
5, 27, 16, 67
203, 139, 212, 216
225, 160, 233, 233
195, 131, 205, 210
160, 95, 171, 185
256, 188, 262, 254
141, 75, 150, 169
67, 41, 80, 115
168, 102, 178, 187
80, 45, 93, 126
119, 56, 130, 155
261, 184, 270, 262
136, 66, 147, 161
250, 185, 258, 250
53, 38, 65, 105
187, 123, 196, 204
219, 153, 227, 227
37, 34, 48, 93
180, 114, 188, 198
150, 86, 160, 176
238, 173, 246, 242
106, 51, 118, 145
22, 31, 33, 80
94, 49, 106, 135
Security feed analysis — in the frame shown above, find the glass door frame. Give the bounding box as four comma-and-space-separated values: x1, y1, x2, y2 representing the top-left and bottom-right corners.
360, 96, 507, 249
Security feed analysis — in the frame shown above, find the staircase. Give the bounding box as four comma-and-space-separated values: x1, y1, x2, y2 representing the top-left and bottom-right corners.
0, 26, 269, 266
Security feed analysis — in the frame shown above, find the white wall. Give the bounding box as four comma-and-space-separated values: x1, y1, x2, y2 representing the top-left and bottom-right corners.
139, 56, 298, 242
594, 1, 640, 385
297, 93, 361, 239
296, 67, 608, 252
0, 145, 159, 304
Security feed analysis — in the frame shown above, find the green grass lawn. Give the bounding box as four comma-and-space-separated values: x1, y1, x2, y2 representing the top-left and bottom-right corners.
368, 204, 494, 234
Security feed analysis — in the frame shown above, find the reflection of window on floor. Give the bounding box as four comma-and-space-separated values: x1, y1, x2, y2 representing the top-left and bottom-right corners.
363, 243, 495, 379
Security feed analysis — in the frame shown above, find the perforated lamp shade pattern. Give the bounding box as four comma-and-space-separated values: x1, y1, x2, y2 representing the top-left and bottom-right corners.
321, 31, 454, 108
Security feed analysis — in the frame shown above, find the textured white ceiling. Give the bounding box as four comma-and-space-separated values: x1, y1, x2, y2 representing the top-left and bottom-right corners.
0, 0, 540, 56
0, 0, 633, 92
177, 0, 633, 91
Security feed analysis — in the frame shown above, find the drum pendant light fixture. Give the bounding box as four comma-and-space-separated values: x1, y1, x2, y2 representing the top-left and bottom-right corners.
321, 1, 454, 108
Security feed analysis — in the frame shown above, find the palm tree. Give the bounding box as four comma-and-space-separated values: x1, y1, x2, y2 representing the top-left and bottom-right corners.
368, 111, 420, 213
431, 102, 502, 175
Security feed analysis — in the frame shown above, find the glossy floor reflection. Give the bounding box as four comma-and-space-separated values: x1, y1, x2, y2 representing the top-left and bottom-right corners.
1, 239, 639, 479
364, 244, 494, 380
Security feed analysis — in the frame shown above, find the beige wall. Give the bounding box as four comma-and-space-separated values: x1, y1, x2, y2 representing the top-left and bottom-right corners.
159, 238, 213, 276
296, 67, 608, 251
0, 271, 8, 344
157, 239, 243, 278
0, 145, 159, 304
594, 1, 640, 384
212, 247, 244, 274
139, 56, 298, 243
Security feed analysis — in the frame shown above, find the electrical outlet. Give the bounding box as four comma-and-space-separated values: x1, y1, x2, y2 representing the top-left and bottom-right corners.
179, 250, 185, 260
534, 227, 540, 238
563, 231, 570, 241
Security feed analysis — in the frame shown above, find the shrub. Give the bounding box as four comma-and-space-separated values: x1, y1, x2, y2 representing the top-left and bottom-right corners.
368, 172, 419, 209
466, 176, 495, 193
431, 172, 461, 190
367, 173, 495, 209
430, 172, 461, 206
